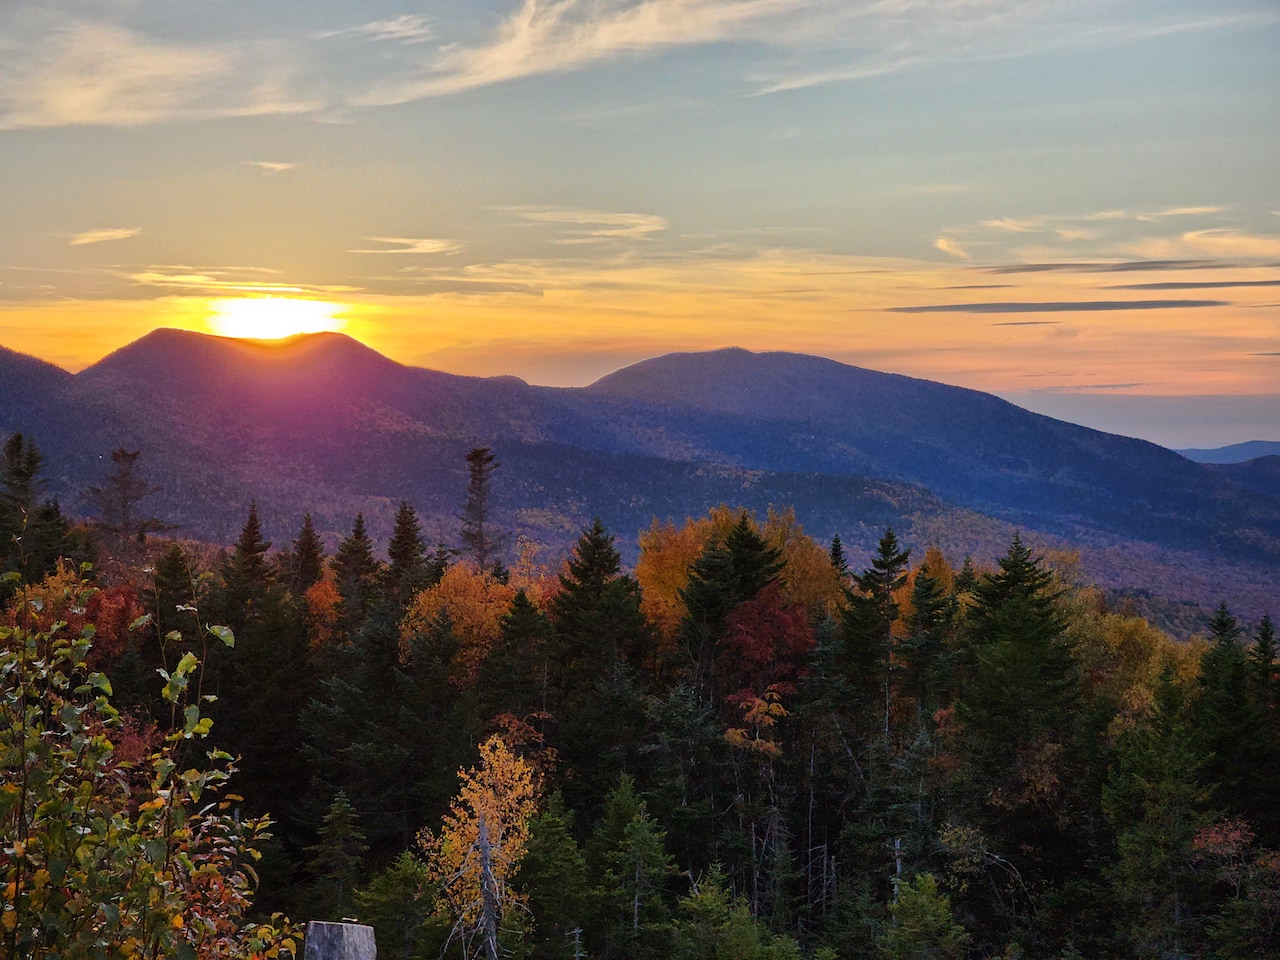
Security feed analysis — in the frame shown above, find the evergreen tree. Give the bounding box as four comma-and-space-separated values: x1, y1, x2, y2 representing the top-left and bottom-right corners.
386, 500, 428, 605
548, 519, 651, 811
1104, 670, 1212, 957
1252, 614, 1278, 711
879, 874, 969, 960
1193, 604, 1277, 843
308, 791, 369, 918
333, 513, 381, 634
84, 447, 167, 544
461, 446, 506, 569
587, 776, 677, 960
840, 528, 910, 738
354, 852, 442, 960
829, 534, 848, 576
1, 433, 81, 592
518, 792, 592, 960
219, 501, 273, 625
291, 512, 325, 595
679, 514, 783, 701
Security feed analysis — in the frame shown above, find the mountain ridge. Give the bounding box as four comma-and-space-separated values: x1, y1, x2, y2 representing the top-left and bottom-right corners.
2, 328, 1277, 620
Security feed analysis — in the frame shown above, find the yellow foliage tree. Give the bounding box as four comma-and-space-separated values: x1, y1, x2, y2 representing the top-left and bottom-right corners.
418, 735, 540, 960
399, 563, 518, 684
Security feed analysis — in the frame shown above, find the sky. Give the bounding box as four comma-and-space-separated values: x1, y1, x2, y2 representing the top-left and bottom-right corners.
1, 0, 1278, 449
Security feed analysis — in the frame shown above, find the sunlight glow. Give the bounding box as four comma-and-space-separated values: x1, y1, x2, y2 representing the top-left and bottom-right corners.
208, 298, 347, 340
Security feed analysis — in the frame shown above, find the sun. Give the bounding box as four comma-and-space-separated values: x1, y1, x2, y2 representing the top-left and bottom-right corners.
207, 297, 347, 340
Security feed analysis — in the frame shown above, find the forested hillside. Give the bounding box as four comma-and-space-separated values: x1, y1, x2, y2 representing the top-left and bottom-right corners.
2, 437, 1277, 959
2, 329, 1278, 622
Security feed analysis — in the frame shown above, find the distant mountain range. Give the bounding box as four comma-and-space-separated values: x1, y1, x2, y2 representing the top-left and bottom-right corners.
1178, 440, 1280, 464
2, 329, 1277, 624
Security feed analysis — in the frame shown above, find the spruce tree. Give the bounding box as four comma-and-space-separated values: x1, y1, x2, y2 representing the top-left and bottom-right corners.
1193, 603, 1276, 842
84, 447, 167, 545
1252, 614, 1278, 709
548, 519, 650, 812
829, 534, 848, 576
220, 501, 273, 624
461, 446, 506, 569
679, 514, 782, 701
518, 792, 592, 960
292, 512, 325, 594
333, 513, 381, 634
386, 501, 428, 606
308, 791, 369, 918
840, 528, 910, 738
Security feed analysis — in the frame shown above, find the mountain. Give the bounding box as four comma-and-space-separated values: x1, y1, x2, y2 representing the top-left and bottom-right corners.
2, 330, 1278, 621
1215, 456, 1280, 501
1178, 440, 1280, 464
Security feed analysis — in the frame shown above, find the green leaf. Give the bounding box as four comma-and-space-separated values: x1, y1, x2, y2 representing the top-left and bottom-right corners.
208, 624, 235, 648
129, 614, 153, 632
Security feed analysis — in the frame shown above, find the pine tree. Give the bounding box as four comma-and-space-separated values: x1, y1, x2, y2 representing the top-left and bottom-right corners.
292, 512, 325, 594
1252, 614, 1278, 709
386, 500, 428, 605
461, 446, 507, 569
309, 791, 369, 918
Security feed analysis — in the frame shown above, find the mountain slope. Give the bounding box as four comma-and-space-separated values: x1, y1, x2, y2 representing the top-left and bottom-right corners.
1, 330, 1277, 619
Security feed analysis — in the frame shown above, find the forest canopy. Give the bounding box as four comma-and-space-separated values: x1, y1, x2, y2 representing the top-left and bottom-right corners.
1, 440, 1277, 959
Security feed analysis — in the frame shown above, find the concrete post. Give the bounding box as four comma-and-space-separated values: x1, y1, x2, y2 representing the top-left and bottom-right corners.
303, 921, 377, 960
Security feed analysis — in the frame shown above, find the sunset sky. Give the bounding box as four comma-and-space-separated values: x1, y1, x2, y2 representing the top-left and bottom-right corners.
2, 0, 1278, 447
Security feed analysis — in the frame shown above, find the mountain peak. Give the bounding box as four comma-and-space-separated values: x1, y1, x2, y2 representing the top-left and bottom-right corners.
80, 327, 400, 387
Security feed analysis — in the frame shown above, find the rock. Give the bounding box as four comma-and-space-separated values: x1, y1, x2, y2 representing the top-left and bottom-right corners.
303, 920, 377, 960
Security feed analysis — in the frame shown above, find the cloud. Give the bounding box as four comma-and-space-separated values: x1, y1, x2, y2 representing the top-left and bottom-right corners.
890, 299, 1229, 314
934, 237, 969, 260
247, 161, 296, 174
1126, 230, 1280, 260
0, 21, 320, 129
127, 265, 358, 295
1109, 279, 1280, 291
349, 237, 463, 254
513, 207, 668, 242
987, 260, 1225, 274
982, 217, 1041, 234
318, 15, 435, 44
1135, 205, 1226, 220
69, 227, 141, 246
354, 0, 809, 103
991, 320, 1062, 326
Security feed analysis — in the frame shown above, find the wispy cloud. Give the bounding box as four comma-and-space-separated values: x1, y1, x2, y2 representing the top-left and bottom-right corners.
0, 21, 319, 129
247, 161, 296, 174
349, 237, 463, 255
127, 265, 357, 295
934, 237, 969, 260
354, 0, 805, 104
1126, 230, 1280, 260
69, 227, 141, 246
318, 15, 434, 44
512, 207, 668, 242
890, 299, 1228, 314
